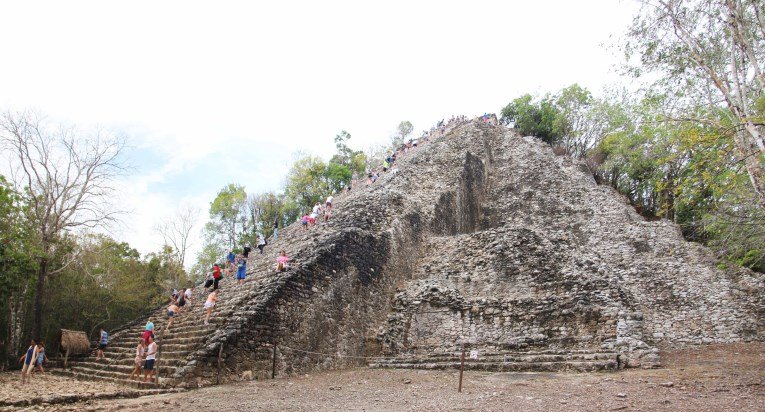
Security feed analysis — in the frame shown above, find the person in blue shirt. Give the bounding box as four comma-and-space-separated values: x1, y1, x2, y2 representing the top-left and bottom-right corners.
226, 250, 236, 272
18, 339, 37, 384
96, 329, 108, 361
142, 319, 154, 343
237, 254, 247, 285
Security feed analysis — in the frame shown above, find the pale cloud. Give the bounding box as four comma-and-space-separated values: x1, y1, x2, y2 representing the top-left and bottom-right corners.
0, 0, 638, 265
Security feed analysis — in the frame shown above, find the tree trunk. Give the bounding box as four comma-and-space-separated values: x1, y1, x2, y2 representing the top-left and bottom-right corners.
31, 257, 48, 341
5, 291, 25, 367
733, 128, 765, 209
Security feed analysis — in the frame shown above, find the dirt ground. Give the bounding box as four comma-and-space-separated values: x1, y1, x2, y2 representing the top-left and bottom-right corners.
6, 342, 765, 411
0, 372, 134, 409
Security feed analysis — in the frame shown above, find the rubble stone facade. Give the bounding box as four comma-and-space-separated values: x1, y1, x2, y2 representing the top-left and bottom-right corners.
64, 122, 765, 386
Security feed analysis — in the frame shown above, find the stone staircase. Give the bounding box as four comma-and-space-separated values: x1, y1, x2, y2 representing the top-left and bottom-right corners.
55, 193, 357, 387
370, 349, 619, 372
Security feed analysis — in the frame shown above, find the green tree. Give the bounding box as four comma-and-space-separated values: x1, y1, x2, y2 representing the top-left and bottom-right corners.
500, 94, 562, 145
206, 183, 248, 250
625, 0, 765, 208
43, 235, 178, 343
392, 121, 414, 147
331, 130, 366, 178
0, 176, 35, 365
284, 156, 330, 215
244, 192, 285, 242
190, 241, 226, 282
554, 84, 596, 157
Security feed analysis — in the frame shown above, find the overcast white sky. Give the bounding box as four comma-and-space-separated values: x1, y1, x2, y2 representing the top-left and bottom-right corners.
0, 0, 637, 267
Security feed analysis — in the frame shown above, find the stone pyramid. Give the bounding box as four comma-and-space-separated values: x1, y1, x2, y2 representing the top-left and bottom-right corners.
61, 121, 764, 387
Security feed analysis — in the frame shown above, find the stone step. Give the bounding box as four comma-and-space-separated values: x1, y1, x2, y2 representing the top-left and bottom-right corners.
99, 347, 198, 359
108, 335, 205, 348
122, 317, 233, 334
115, 322, 230, 341
71, 356, 188, 369
137, 304, 239, 320
72, 350, 195, 363
71, 361, 180, 376
67, 364, 178, 383
55, 368, 166, 388
381, 351, 617, 363
369, 359, 618, 372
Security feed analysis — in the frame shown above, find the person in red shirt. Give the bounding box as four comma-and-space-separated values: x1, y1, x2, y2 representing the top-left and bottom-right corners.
204, 264, 222, 291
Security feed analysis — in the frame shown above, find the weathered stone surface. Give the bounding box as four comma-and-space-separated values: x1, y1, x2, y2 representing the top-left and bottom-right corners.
371, 123, 764, 372
62, 121, 765, 387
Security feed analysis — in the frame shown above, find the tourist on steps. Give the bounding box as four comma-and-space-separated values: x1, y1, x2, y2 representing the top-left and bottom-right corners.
129, 338, 146, 381
178, 288, 187, 313
226, 249, 236, 272
236, 254, 247, 285
18, 339, 37, 384
326, 195, 333, 211
165, 302, 180, 331
204, 289, 218, 325
301, 213, 310, 230
95, 329, 108, 361
143, 319, 154, 343
276, 250, 289, 272
143, 335, 157, 383
184, 286, 194, 307
257, 235, 267, 255
204, 264, 223, 291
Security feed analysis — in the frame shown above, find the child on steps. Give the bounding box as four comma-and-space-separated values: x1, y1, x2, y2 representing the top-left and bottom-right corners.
165, 302, 180, 332
204, 289, 218, 325
276, 250, 289, 272
129, 338, 146, 381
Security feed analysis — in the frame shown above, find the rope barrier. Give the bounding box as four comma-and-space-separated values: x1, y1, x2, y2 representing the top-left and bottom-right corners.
278, 344, 423, 361
278, 345, 376, 360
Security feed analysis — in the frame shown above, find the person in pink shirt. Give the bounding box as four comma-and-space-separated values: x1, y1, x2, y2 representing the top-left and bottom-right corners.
301, 214, 310, 230
276, 250, 289, 272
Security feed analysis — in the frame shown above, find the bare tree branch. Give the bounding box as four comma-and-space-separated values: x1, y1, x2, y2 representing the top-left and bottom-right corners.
155, 205, 199, 269
0, 109, 127, 339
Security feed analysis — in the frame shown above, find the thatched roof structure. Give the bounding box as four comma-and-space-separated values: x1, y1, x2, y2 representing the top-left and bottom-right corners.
60, 329, 90, 355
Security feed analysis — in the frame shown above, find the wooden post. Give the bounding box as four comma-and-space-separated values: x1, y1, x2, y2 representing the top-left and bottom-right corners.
271, 344, 277, 379
155, 330, 164, 386
216, 343, 224, 384
64, 348, 70, 370
458, 345, 466, 393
